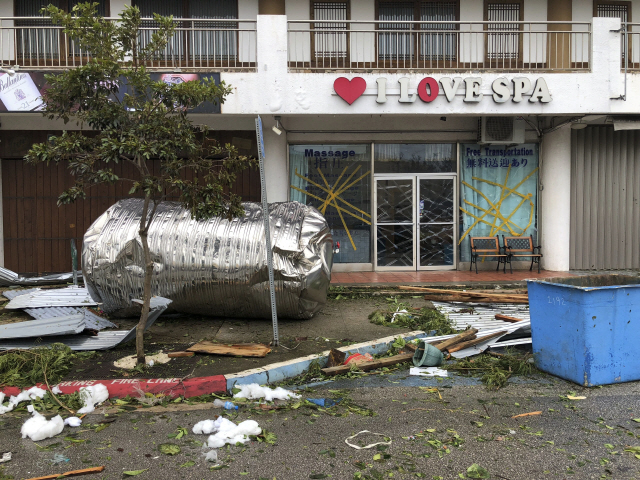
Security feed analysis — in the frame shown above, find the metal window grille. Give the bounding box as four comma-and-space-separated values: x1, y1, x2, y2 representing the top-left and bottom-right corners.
420, 2, 457, 60
15, 0, 60, 60
68, 0, 107, 56
378, 2, 414, 60
487, 3, 520, 60
135, 0, 184, 60
313, 2, 348, 60
596, 3, 628, 60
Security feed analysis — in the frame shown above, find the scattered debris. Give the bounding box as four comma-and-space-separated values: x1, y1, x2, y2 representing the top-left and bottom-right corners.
167, 352, 194, 358
63, 417, 82, 427
4, 287, 96, 310
409, 367, 448, 377
0, 266, 81, 287
345, 431, 392, 450
0, 297, 171, 351
187, 342, 271, 358
49, 454, 70, 465
0, 345, 76, 388
344, 353, 373, 365
158, 444, 181, 456
232, 384, 300, 401
0, 453, 10, 464
21, 410, 64, 441
412, 342, 443, 367
321, 352, 414, 376
447, 331, 508, 353
114, 352, 171, 370
307, 398, 341, 407
399, 286, 529, 304
23, 466, 105, 480
511, 411, 542, 419
326, 348, 346, 368
77, 384, 109, 414
191, 416, 262, 448
567, 395, 587, 400
444, 348, 537, 389
432, 329, 479, 351
495, 314, 524, 323
369, 298, 458, 335
0, 314, 86, 340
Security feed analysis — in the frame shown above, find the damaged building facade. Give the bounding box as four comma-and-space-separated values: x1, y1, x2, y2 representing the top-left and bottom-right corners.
0, 0, 639, 274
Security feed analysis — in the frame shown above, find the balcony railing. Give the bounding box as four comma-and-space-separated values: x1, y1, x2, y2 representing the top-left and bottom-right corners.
0, 17, 257, 70
288, 20, 591, 72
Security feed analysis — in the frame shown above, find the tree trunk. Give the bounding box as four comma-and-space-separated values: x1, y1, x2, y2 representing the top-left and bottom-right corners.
136, 195, 154, 365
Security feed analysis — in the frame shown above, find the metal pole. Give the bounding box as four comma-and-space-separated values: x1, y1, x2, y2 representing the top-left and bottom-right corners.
255, 116, 279, 346
70, 238, 78, 286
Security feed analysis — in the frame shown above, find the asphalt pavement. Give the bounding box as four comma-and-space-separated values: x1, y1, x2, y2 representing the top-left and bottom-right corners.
2, 371, 640, 479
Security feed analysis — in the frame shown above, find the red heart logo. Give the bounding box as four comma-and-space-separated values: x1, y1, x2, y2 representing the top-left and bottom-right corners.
334, 77, 366, 105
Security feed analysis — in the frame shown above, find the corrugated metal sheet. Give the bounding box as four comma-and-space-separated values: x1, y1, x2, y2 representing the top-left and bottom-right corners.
571, 127, 640, 269
2, 289, 40, 300
0, 314, 85, 339
433, 301, 530, 332
0, 298, 171, 351
0, 267, 80, 287
5, 286, 97, 309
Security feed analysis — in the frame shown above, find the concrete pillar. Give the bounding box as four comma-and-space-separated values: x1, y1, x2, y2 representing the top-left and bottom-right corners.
540, 124, 571, 271
259, 0, 285, 15
262, 120, 289, 202
255, 15, 289, 202
592, 17, 622, 98
547, 0, 572, 69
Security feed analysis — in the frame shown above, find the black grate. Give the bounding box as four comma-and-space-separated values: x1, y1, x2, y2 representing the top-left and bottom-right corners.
313, 2, 348, 59
487, 3, 520, 60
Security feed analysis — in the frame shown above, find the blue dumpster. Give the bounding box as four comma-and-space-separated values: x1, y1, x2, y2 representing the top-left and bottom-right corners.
527, 274, 640, 387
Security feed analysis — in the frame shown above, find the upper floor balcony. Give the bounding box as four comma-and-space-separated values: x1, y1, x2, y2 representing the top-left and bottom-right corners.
0, 12, 637, 75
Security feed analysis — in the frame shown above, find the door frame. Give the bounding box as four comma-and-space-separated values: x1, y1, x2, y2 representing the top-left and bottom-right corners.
416, 173, 458, 271
373, 175, 416, 271
373, 173, 458, 271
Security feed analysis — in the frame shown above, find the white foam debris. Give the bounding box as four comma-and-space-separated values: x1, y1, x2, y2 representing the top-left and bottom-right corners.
193, 419, 217, 435
1, 387, 48, 415
193, 417, 261, 448
204, 450, 218, 462
52, 386, 63, 395
63, 417, 82, 427
0, 393, 13, 415
10, 386, 47, 406
77, 384, 109, 414
21, 411, 64, 441
206, 420, 262, 448
147, 360, 155, 367
233, 384, 300, 402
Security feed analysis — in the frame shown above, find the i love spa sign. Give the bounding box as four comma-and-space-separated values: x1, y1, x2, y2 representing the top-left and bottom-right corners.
333, 76, 552, 105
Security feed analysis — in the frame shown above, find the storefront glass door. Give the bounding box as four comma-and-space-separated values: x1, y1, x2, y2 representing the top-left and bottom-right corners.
418, 176, 456, 270
375, 175, 456, 270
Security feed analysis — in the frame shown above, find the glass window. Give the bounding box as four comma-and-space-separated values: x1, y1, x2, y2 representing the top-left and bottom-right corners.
374, 144, 455, 174
290, 145, 371, 263
459, 143, 538, 262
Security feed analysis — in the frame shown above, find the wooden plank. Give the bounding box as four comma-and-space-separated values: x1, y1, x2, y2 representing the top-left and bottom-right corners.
321, 352, 414, 376
495, 314, 524, 323
423, 294, 529, 305
168, 351, 195, 358
403, 286, 528, 301
447, 331, 508, 353
432, 328, 478, 351
24, 466, 106, 480
187, 341, 272, 358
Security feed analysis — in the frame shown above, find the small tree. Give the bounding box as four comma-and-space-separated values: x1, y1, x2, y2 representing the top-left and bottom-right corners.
26, 3, 256, 364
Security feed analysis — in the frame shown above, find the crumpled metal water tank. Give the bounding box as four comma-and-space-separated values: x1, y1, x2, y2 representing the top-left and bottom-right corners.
82, 199, 333, 319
